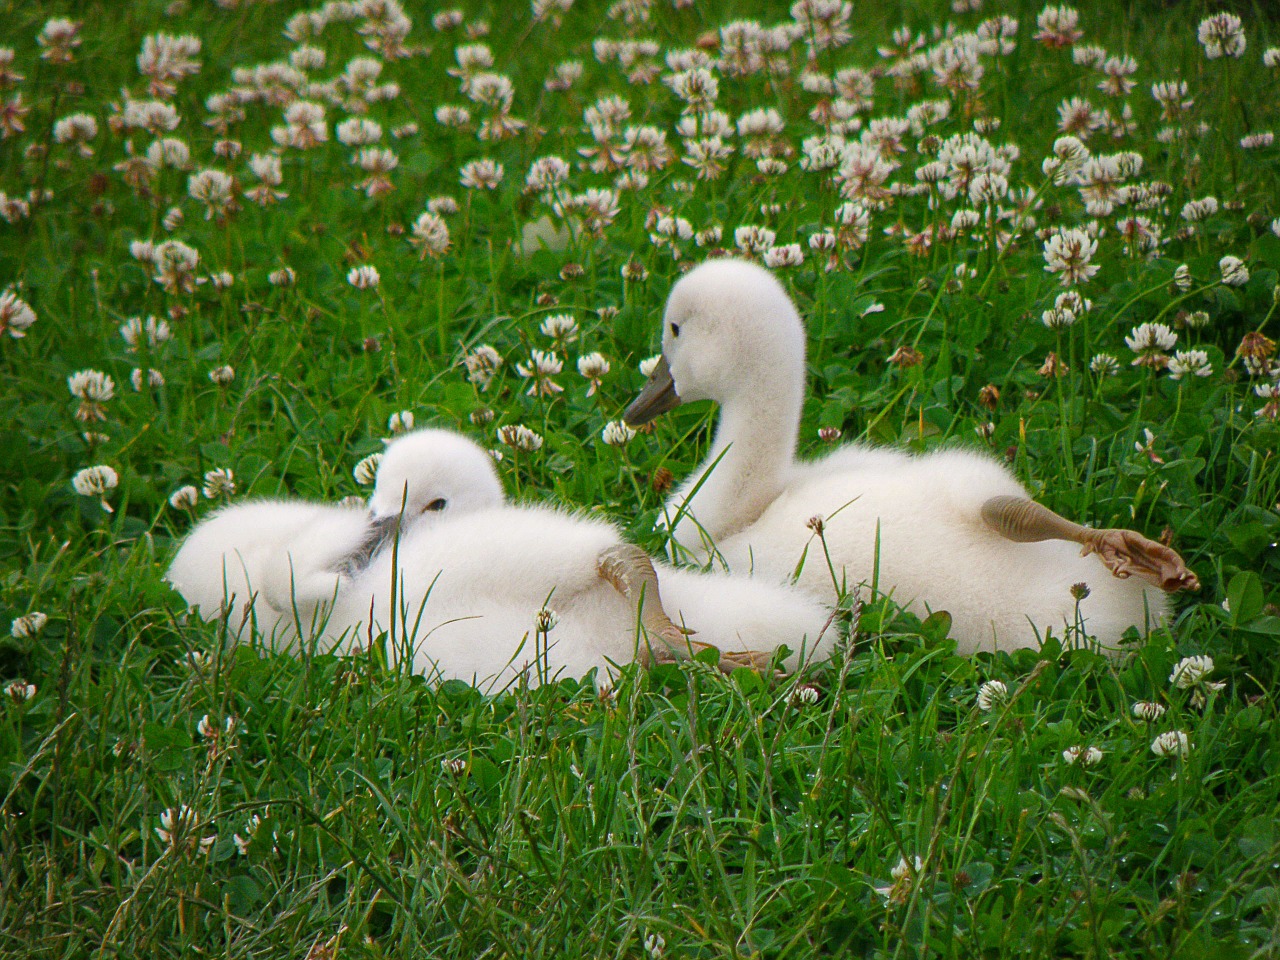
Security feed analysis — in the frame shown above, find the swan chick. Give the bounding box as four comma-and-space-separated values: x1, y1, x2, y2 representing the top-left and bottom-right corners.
624, 258, 1197, 653
166, 428, 506, 644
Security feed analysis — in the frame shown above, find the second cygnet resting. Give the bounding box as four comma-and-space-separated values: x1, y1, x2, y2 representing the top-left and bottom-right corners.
165, 429, 506, 645
325, 428, 835, 689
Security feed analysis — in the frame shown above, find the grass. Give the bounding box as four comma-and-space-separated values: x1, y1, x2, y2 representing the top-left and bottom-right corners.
2, 0, 1280, 956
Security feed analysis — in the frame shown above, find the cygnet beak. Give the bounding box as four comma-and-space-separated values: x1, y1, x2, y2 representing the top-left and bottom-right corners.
623, 355, 682, 426
366, 512, 402, 547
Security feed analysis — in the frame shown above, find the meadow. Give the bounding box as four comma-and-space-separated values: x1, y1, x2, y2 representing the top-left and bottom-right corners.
2, 0, 1280, 956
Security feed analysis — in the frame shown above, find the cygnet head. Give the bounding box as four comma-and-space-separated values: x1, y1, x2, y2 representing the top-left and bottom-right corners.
624, 258, 806, 426
368, 428, 504, 526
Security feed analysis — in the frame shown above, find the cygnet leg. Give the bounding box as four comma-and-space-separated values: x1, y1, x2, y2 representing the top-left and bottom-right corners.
596, 545, 776, 673
980, 496, 1199, 592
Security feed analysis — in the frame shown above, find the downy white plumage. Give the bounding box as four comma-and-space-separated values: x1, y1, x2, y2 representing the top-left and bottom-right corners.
168, 427, 833, 689
165, 428, 506, 645
327, 430, 834, 689
624, 258, 1198, 654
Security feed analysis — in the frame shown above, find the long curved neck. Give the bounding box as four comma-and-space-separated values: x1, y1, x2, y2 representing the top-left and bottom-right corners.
668, 378, 802, 550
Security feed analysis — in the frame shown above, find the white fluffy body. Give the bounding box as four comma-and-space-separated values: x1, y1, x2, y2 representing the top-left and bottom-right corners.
168, 424, 834, 688
165, 428, 507, 645
328, 435, 834, 689
649, 258, 1167, 653
165, 498, 366, 645
328, 504, 647, 689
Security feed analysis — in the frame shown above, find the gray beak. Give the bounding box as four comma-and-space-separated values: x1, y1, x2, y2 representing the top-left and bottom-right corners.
367, 512, 402, 547
335, 513, 404, 575
623, 355, 682, 426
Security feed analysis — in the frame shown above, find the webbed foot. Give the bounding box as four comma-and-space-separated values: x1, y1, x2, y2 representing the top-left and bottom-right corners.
597, 544, 779, 674
1081, 529, 1200, 592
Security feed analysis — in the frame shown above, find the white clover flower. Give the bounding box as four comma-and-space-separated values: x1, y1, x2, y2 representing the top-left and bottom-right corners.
10, 612, 48, 639
694, 225, 723, 247
388, 410, 415, 434
545, 59, 583, 90
1198, 13, 1246, 60
976, 680, 1008, 712
245, 153, 286, 205
353, 453, 383, 486
168, 485, 199, 510
162, 206, 185, 233
534, 607, 559, 633
1132, 701, 1166, 721
153, 240, 200, 294
155, 805, 215, 855
233, 814, 261, 856
336, 117, 382, 146
1173, 263, 1192, 291
734, 224, 776, 256
208, 365, 235, 385
524, 155, 571, 194
1240, 132, 1274, 149
577, 352, 610, 394
650, 214, 694, 252
68, 369, 116, 404
871, 849, 921, 903
601, 420, 635, 446
52, 112, 98, 155
202, 467, 235, 499
125, 100, 181, 136
789, 685, 820, 707
1062, 745, 1103, 766
497, 424, 543, 452
187, 169, 234, 219
272, 100, 327, 150
131, 368, 165, 391
72, 465, 119, 512
644, 932, 666, 959
1180, 197, 1219, 223
1169, 654, 1213, 689
539, 313, 578, 344
1029, 6, 1080, 48
0, 192, 30, 224
410, 212, 451, 258
0, 289, 37, 339
1090, 353, 1120, 376
763, 243, 805, 268
459, 158, 504, 189
1043, 228, 1100, 285
119, 316, 171, 351
347, 264, 380, 289
1150, 730, 1190, 758
515, 349, 564, 396
464, 345, 503, 387
6, 680, 36, 703
1125, 322, 1177, 358
435, 104, 472, 127
639, 354, 662, 377
268, 267, 295, 287
1219, 255, 1249, 287
1168, 350, 1213, 380
1041, 306, 1076, 329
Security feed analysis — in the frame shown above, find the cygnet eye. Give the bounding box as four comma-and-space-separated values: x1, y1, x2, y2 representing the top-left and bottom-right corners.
423, 498, 448, 512
669, 322, 681, 338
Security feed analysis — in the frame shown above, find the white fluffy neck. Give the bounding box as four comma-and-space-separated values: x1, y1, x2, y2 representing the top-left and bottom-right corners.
667, 375, 802, 552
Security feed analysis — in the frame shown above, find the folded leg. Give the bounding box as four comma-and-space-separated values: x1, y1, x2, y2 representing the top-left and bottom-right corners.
596, 544, 776, 673
980, 496, 1199, 592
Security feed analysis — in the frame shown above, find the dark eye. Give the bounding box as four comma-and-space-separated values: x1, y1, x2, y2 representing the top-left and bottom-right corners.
424, 498, 447, 512
669, 322, 681, 338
